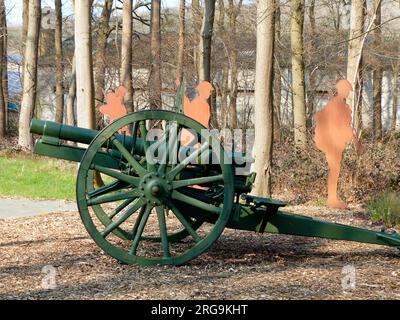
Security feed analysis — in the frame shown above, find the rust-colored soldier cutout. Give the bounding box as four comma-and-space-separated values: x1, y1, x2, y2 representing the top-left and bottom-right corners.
99, 86, 130, 134
314, 79, 365, 209
176, 80, 213, 146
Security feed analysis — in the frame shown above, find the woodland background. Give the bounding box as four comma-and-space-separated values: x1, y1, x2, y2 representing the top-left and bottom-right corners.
0, 0, 399, 207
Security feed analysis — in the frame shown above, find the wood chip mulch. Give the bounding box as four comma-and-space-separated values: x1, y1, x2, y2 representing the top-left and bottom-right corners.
0, 205, 399, 300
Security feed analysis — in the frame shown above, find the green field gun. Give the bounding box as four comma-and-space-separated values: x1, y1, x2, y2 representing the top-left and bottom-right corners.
30, 110, 400, 266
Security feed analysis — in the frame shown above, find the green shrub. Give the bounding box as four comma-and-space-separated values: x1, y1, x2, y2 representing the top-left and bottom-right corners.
368, 192, 400, 227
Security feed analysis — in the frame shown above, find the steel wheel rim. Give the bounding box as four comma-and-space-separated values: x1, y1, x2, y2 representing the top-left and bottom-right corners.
77, 110, 234, 265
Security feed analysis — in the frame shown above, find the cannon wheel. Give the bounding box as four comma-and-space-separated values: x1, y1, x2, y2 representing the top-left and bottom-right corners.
86, 170, 205, 243
77, 110, 234, 265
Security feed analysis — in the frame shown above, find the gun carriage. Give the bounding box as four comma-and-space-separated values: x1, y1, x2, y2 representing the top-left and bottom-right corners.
30, 109, 400, 266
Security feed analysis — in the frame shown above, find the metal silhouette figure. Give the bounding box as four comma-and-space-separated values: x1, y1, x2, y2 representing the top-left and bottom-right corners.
176, 80, 213, 146
314, 79, 365, 209
99, 86, 130, 134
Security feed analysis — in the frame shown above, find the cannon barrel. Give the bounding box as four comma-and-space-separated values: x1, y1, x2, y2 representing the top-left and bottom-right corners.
31, 119, 98, 145
30, 119, 253, 169
30, 119, 145, 156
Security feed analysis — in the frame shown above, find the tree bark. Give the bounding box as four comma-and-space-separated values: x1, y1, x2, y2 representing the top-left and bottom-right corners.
306, 0, 316, 130
121, 0, 133, 113
346, 0, 366, 137
176, 0, 185, 83
191, 0, 202, 79
273, 3, 281, 141
95, 0, 113, 127
372, 0, 382, 140
252, 0, 275, 197
290, 0, 306, 147
148, 0, 162, 109
18, 0, 41, 150
392, 65, 398, 132
74, 0, 95, 130
66, 55, 76, 127
198, 0, 215, 83
54, 0, 64, 123
0, 0, 7, 137
227, 0, 242, 130
21, 0, 29, 85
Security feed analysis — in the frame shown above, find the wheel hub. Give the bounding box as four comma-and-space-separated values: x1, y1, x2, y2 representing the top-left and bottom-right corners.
139, 172, 172, 206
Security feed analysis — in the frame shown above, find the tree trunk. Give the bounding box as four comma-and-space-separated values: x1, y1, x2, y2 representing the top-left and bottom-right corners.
372, 0, 382, 140
21, 0, 29, 85
18, 0, 41, 150
74, 0, 95, 130
121, 0, 133, 113
191, 0, 202, 79
227, 0, 241, 130
148, 0, 162, 109
273, 3, 281, 141
176, 0, 185, 83
392, 65, 398, 132
95, 0, 113, 128
252, 0, 275, 197
54, 0, 64, 123
220, 63, 229, 129
346, 0, 365, 137
306, 0, 316, 130
66, 55, 76, 127
290, 0, 306, 148
0, 0, 7, 137
198, 0, 215, 83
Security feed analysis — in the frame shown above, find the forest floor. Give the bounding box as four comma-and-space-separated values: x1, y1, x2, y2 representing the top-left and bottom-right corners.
1, 203, 399, 300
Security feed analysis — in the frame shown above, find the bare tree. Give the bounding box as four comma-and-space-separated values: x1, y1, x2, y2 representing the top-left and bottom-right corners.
75, 0, 95, 129
198, 0, 215, 82
0, 0, 6, 137
148, 0, 162, 109
54, 0, 64, 123
372, 0, 382, 140
18, 0, 41, 150
176, 0, 185, 82
346, 0, 366, 137
95, 0, 113, 126
226, 0, 242, 129
290, 0, 306, 147
252, 0, 275, 197
121, 0, 133, 113
273, 2, 281, 141
191, 0, 202, 79
392, 63, 398, 132
21, 0, 29, 84
66, 55, 76, 127
217, 0, 229, 129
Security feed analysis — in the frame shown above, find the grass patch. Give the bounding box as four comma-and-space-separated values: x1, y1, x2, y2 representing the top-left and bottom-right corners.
0, 151, 77, 200
368, 192, 400, 228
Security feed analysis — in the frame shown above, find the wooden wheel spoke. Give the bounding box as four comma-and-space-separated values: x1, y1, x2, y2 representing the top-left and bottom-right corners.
87, 179, 128, 199
167, 142, 209, 179
109, 198, 135, 219
91, 164, 141, 187
101, 198, 146, 238
129, 205, 146, 237
130, 121, 139, 155
139, 121, 157, 172
156, 206, 170, 258
157, 124, 173, 174
129, 205, 152, 255
87, 188, 140, 206
171, 190, 221, 214
166, 201, 202, 243
172, 174, 224, 189
110, 136, 147, 176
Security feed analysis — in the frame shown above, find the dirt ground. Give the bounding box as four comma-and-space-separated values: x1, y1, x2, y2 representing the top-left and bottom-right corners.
0, 204, 399, 300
